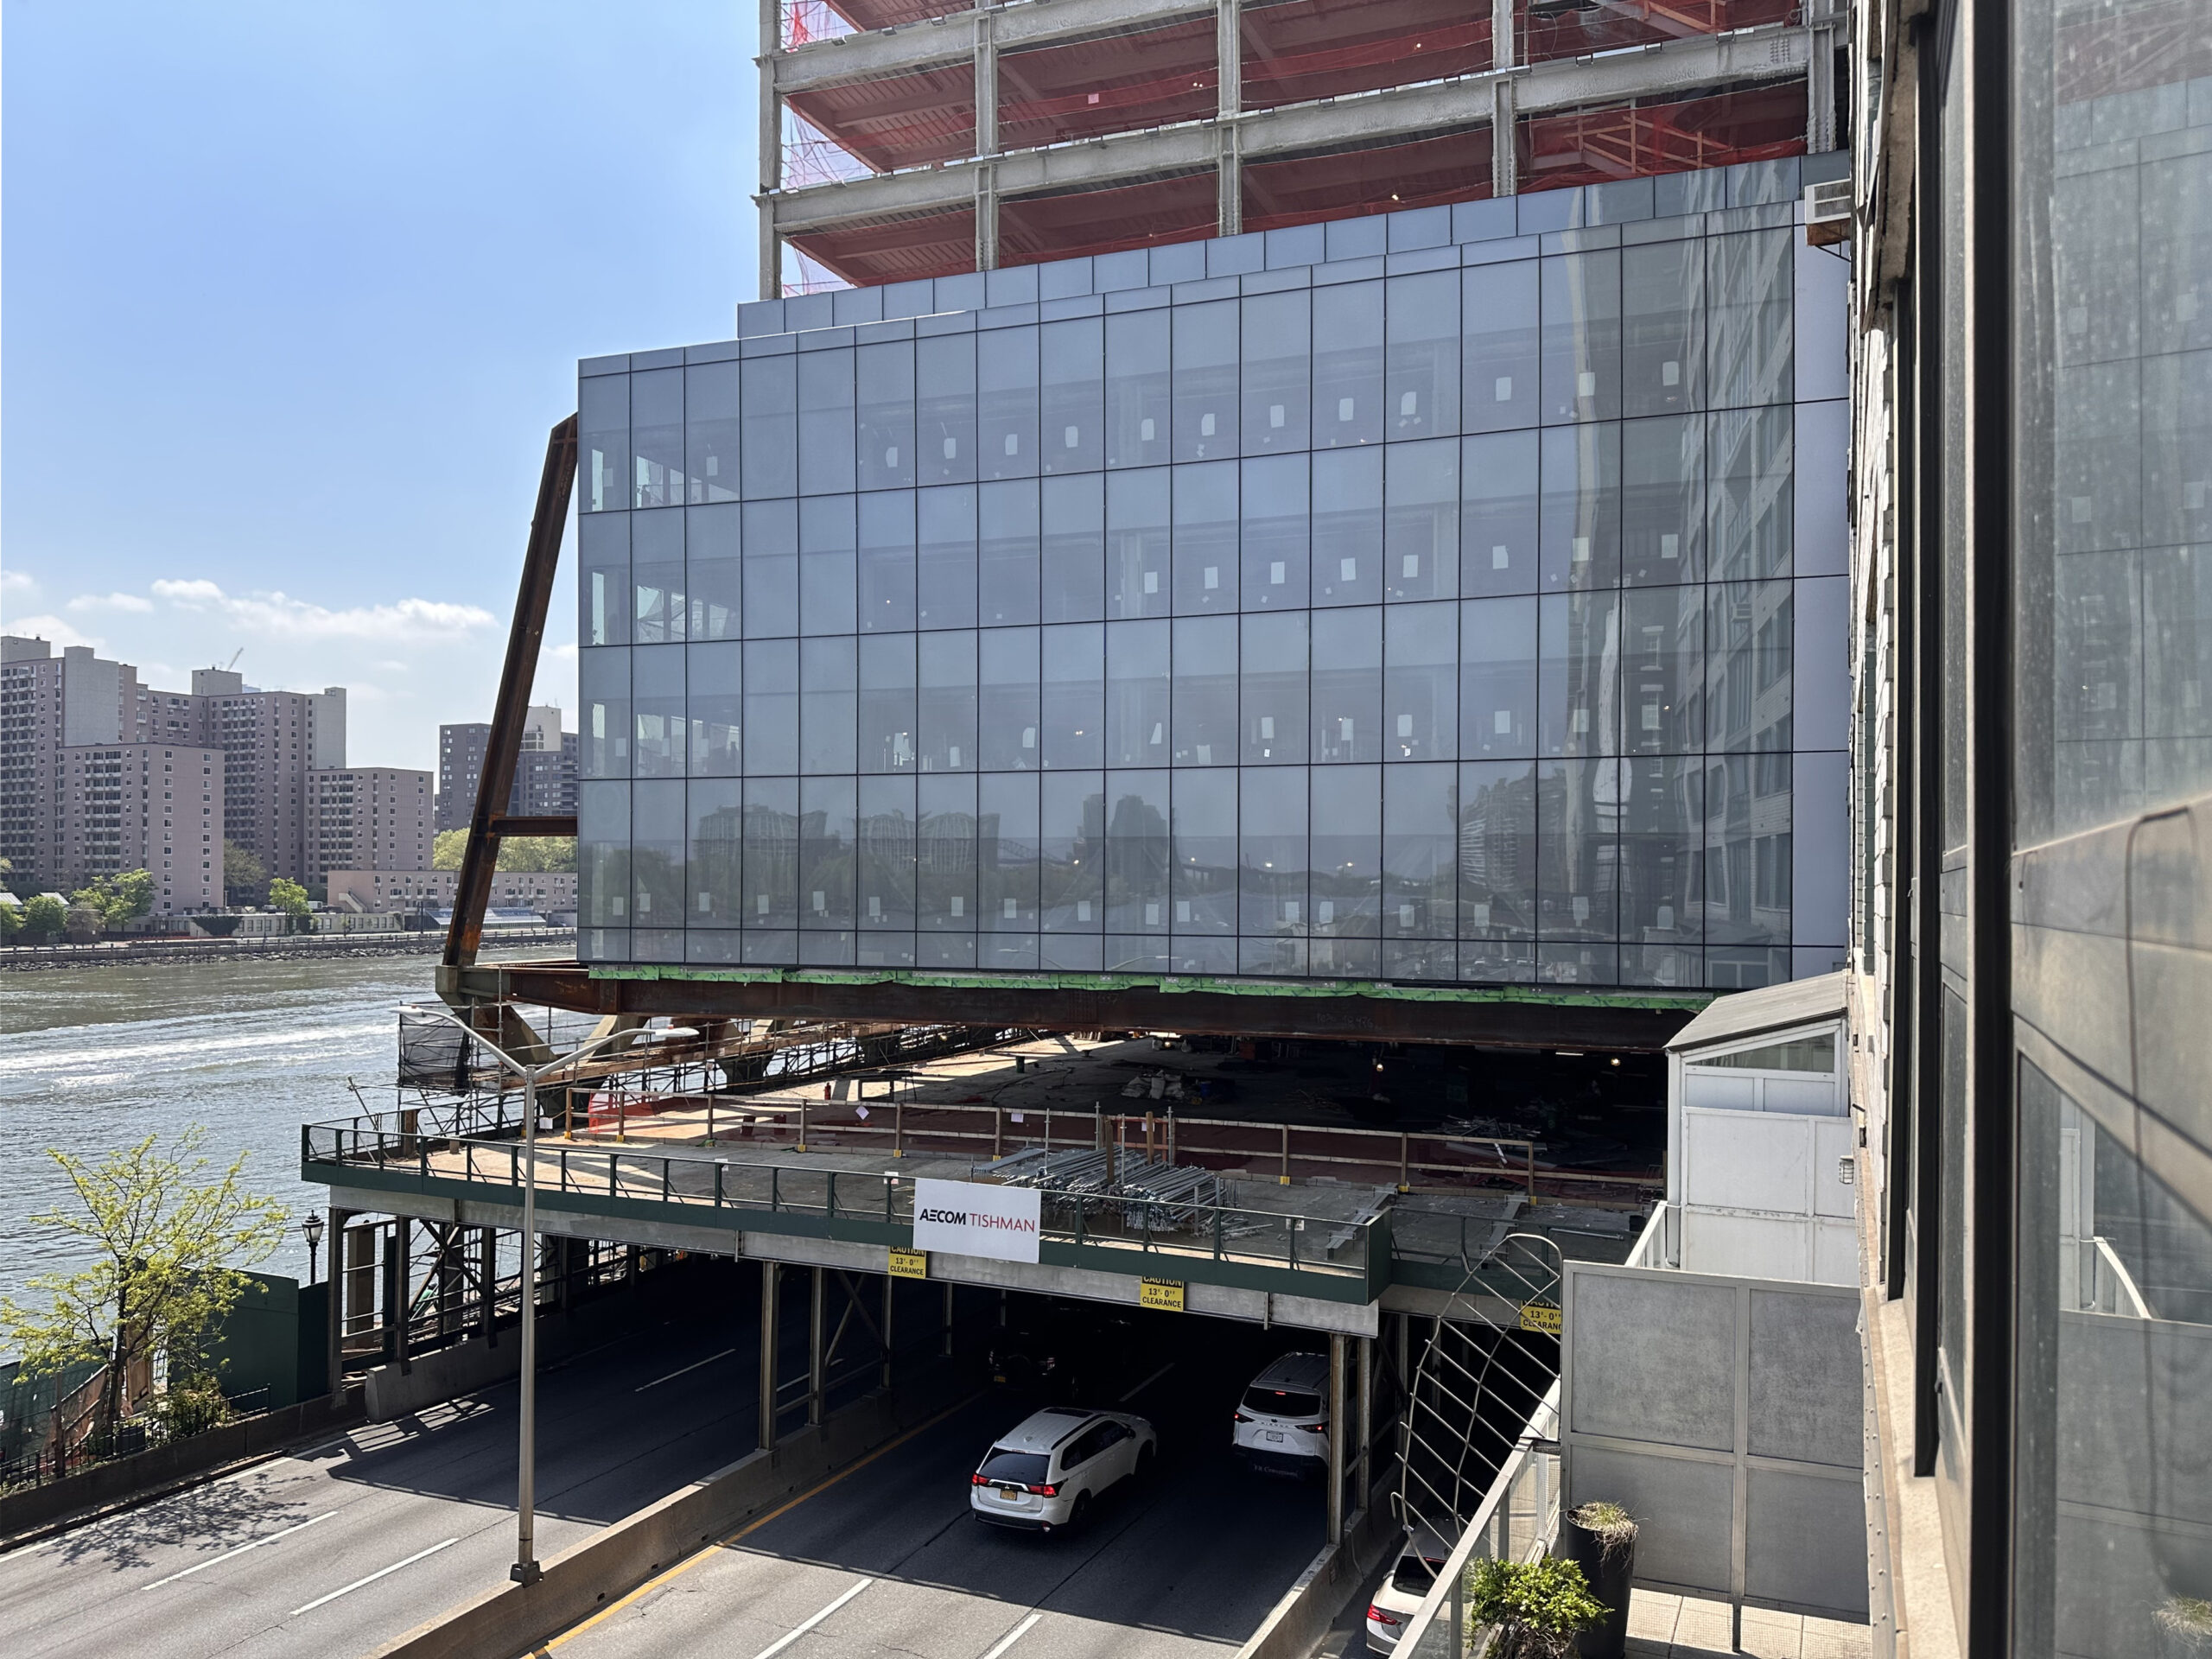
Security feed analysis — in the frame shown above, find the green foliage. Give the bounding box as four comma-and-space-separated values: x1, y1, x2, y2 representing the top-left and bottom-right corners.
63, 901, 104, 944
432, 829, 574, 874
222, 840, 268, 907
0, 1128, 289, 1439
267, 877, 310, 918
1465, 1556, 1608, 1658
152, 1374, 235, 1441
20, 893, 67, 942
432, 828, 467, 870
0, 901, 21, 941
71, 869, 155, 929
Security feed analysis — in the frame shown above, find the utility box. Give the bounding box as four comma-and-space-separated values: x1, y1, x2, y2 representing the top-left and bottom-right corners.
1664, 972, 1856, 1285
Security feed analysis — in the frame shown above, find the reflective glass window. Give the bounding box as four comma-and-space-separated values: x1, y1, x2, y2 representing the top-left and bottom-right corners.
579, 780, 629, 926
1039, 771, 1105, 936
1622, 585, 1703, 756
799, 347, 856, 495
1241, 610, 1308, 764
918, 333, 978, 486
1622, 416, 1706, 586
1541, 251, 1622, 424
741, 777, 799, 930
1106, 467, 1171, 618
1172, 613, 1238, 766
689, 503, 741, 640
740, 354, 798, 499
1242, 289, 1311, 454
743, 638, 798, 774
1040, 319, 1103, 475
632, 368, 684, 508
1040, 621, 1105, 770
918, 773, 978, 933
1621, 240, 1706, 419
857, 340, 916, 491
1386, 271, 1459, 441
1313, 606, 1382, 763
858, 632, 917, 773
798, 776, 856, 928
917, 631, 976, 771
1384, 601, 1458, 761
1619, 753, 1701, 987
979, 481, 1042, 626
1540, 590, 1621, 757
1461, 430, 1541, 598
1460, 596, 1537, 759
799, 495, 856, 635
1457, 760, 1535, 938
690, 640, 742, 777
633, 645, 687, 779
1238, 764, 1308, 938
1311, 763, 1381, 975
1385, 440, 1459, 601
798, 636, 856, 774
979, 772, 1040, 933
581, 373, 628, 514
1106, 770, 1170, 937
1173, 461, 1240, 613
917, 486, 978, 630
741, 500, 798, 638
1707, 406, 1794, 580
1104, 308, 1170, 469
1314, 281, 1383, 448
1705, 579, 1793, 753
1536, 756, 1618, 944
632, 779, 686, 928
1540, 423, 1623, 591
1042, 474, 1106, 621
857, 491, 916, 632
1173, 768, 1236, 935
858, 775, 916, 929
978, 626, 1041, 771
1173, 300, 1240, 461
580, 512, 630, 647
1106, 618, 1171, 766
1707, 229, 1794, 410
1462, 260, 1541, 434
632, 509, 685, 645
581, 647, 630, 779
1241, 454, 1310, 608
980, 327, 1039, 480
1314, 448, 1383, 605
686, 361, 740, 503
689, 779, 742, 925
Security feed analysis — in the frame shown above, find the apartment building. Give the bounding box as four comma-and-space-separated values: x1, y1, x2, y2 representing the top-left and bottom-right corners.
2, 639, 149, 889
327, 866, 575, 918
56, 743, 226, 914
435, 706, 577, 833
189, 668, 346, 885
307, 766, 433, 883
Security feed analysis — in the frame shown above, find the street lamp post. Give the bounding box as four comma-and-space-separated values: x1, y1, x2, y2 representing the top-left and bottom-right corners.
302, 1211, 326, 1284
404, 1006, 695, 1586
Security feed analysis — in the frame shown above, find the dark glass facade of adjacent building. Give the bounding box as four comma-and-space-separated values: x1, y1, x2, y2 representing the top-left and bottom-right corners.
575, 156, 1850, 993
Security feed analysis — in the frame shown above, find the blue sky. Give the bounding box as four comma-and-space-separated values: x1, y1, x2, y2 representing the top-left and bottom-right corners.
2, 1, 755, 772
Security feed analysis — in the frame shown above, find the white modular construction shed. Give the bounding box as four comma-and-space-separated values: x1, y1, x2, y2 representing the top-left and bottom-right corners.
1665, 972, 1858, 1286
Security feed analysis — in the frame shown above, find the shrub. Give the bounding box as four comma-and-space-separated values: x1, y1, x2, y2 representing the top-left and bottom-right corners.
1466, 1555, 1608, 1659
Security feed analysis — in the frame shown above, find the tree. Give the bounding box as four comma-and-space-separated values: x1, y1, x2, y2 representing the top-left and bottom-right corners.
0, 900, 21, 942
64, 901, 104, 944
20, 893, 67, 943
431, 828, 467, 870
222, 840, 268, 907
433, 830, 574, 873
72, 869, 155, 929
268, 877, 310, 926
0, 1129, 288, 1443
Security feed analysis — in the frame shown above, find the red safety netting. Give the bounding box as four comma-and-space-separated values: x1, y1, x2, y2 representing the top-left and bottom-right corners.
786, 63, 977, 173
1241, 0, 1493, 111
812, 0, 965, 34
998, 18, 1219, 149
999, 169, 1222, 264
789, 204, 979, 285
1519, 0, 1797, 67
1242, 127, 1495, 232
1518, 83, 1805, 190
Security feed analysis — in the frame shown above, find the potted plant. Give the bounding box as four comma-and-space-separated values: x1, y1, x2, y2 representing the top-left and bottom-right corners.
2158, 1597, 2212, 1658
1562, 1501, 1638, 1657
1466, 1554, 1607, 1658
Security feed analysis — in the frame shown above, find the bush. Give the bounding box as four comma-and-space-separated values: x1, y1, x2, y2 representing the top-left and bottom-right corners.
154, 1375, 235, 1442
1466, 1555, 1608, 1659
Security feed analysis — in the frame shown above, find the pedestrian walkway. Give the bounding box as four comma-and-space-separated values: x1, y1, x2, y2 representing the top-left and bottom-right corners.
1628, 1591, 1870, 1658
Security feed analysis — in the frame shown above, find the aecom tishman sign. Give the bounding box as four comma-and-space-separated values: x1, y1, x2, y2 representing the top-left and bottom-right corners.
912, 1178, 1043, 1265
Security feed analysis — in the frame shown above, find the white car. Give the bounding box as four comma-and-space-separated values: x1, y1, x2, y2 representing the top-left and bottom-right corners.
1365, 1529, 1451, 1650
969, 1407, 1157, 1532
1231, 1351, 1330, 1475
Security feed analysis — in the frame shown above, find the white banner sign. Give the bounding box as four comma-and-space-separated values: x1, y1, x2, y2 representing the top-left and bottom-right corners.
912, 1178, 1042, 1264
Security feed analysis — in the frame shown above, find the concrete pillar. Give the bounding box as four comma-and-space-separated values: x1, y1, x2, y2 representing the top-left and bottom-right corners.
326, 1206, 351, 1391
975, 162, 999, 273
808, 1265, 828, 1427
1215, 0, 1241, 238
1355, 1333, 1373, 1510
759, 1260, 780, 1450
975, 5, 998, 159
386, 1219, 410, 1373
1217, 126, 1242, 239
1491, 0, 1514, 69
1806, 0, 1838, 153
759, 0, 783, 301
1491, 78, 1518, 200
1326, 1332, 1346, 1546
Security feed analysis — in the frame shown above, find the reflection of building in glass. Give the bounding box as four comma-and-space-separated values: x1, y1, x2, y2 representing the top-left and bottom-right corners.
575, 157, 1851, 994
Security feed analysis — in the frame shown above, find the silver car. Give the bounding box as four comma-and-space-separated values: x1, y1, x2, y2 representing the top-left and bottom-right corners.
969, 1407, 1157, 1533
1232, 1351, 1331, 1475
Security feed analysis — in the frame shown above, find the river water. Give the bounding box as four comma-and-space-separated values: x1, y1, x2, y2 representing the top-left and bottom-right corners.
0, 950, 551, 1308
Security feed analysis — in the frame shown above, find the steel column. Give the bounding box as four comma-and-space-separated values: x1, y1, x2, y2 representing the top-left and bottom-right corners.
760, 0, 783, 299
481, 1227, 499, 1346
1356, 1333, 1373, 1509
881, 1272, 895, 1390
1326, 1332, 1347, 1545
325, 1206, 351, 1389
760, 1260, 780, 1450
809, 1266, 828, 1427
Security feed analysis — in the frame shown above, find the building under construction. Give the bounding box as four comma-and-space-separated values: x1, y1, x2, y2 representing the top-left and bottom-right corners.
759, 0, 1845, 294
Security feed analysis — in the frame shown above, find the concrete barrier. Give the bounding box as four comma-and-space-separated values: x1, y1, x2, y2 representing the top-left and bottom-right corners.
0, 1387, 366, 1544
365, 1364, 976, 1659
1236, 1497, 1399, 1659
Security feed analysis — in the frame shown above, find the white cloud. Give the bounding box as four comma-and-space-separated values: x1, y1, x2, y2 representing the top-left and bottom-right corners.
1, 569, 37, 598
149, 578, 495, 643
3, 613, 103, 650
67, 591, 156, 613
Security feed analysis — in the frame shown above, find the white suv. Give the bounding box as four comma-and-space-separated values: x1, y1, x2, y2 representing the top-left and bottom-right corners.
1231, 1351, 1331, 1475
969, 1407, 1157, 1533
1364, 1529, 1451, 1650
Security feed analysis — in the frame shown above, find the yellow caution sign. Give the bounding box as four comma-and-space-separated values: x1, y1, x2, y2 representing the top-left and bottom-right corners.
888, 1248, 929, 1280
1138, 1278, 1186, 1313
1519, 1301, 1562, 1335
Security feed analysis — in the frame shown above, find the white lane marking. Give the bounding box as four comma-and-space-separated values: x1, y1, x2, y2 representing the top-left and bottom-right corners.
979, 1611, 1044, 1658
636, 1347, 738, 1392
752, 1577, 874, 1659
1119, 1361, 1175, 1403
138, 1512, 334, 1591
287, 1537, 457, 1616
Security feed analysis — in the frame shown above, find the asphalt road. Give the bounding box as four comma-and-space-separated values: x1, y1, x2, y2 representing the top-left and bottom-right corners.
0, 1283, 772, 1659
544, 1324, 1333, 1659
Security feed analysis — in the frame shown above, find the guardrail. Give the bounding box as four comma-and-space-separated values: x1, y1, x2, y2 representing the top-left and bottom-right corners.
1391, 1381, 1562, 1656
302, 1121, 1386, 1292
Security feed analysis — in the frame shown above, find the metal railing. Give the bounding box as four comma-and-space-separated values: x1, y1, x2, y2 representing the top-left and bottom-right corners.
302, 1118, 1383, 1286
1393, 1381, 1563, 1656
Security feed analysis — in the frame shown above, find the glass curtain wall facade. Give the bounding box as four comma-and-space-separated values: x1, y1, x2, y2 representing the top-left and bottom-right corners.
576, 157, 1849, 990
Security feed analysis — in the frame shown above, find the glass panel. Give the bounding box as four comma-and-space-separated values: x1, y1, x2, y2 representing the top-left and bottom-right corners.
580, 512, 630, 647
858, 775, 916, 929
1173, 768, 1236, 935
1541, 251, 1622, 423
1242, 609, 1308, 764
1383, 762, 1456, 944
857, 490, 916, 632
1462, 259, 1541, 434
689, 503, 741, 640
918, 333, 978, 486
1173, 461, 1240, 613
1536, 756, 1619, 944
686, 361, 740, 504
632, 645, 687, 779
798, 347, 856, 496
1701, 753, 1789, 944
1707, 228, 1795, 410
580, 779, 630, 926
632, 367, 684, 509
1706, 579, 1793, 753
918, 773, 978, 933
1314, 448, 1383, 605
1242, 454, 1310, 608
690, 640, 742, 776
918, 631, 976, 772
799, 495, 856, 635
798, 636, 856, 774
859, 632, 917, 773
918, 486, 979, 630
580, 372, 627, 514
1173, 300, 1241, 461
857, 340, 917, 491
689, 779, 742, 925
979, 772, 1040, 932
742, 777, 800, 931
1622, 585, 1703, 755
978, 626, 1041, 771
1313, 606, 1382, 763
1461, 595, 1538, 759
1040, 621, 1105, 769
1461, 430, 1541, 598
1311, 764, 1380, 975
1458, 760, 1535, 938
1106, 618, 1171, 767
1540, 423, 1622, 591
743, 638, 799, 774
1314, 281, 1383, 448
631, 780, 686, 928
1172, 613, 1238, 766
1707, 406, 1794, 580
1540, 590, 1621, 756
1622, 415, 1706, 586
1042, 474, 1106, 621
581, 647, 630, 779
1106, 769, 1170, 936
1039, 770, 1105, 933
1385, 601, 1458, 761
1385, 439, 1459, 601
798, 776, 856, 928
741, 354, 798, 499
742, 499, 798, 638
1107, 467, 1171, 618
1387, 270, 1459, 441
979, 327, 1039, 480
1242, 289, 1311, 454
1619, 753, 1700, 987
1104, 308, 1170, 470
1621, 239, 1706, 420
632, 509, 685, 645
979, 481, 1042, 626
1239, 764, 1309, 938
1040, 318, 1103, 475
1703, 1035, 1836, 1073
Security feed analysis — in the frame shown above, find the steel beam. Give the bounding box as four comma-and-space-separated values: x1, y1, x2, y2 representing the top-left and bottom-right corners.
442, 415, 577, 973
766, 26, 1812, 238
774, 0, 1210, 97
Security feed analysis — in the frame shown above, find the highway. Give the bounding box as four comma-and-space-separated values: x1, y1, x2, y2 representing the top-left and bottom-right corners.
0, 1281, 768, 1659
545, 1326, 1332, 1659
